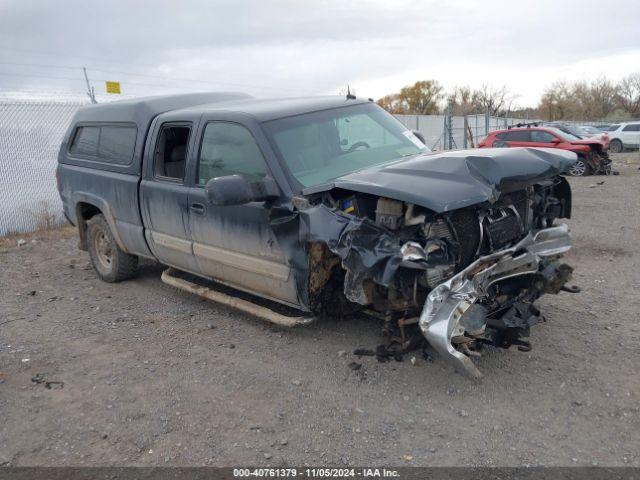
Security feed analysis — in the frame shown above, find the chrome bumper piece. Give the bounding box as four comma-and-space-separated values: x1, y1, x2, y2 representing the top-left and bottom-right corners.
418, 224, 572, 378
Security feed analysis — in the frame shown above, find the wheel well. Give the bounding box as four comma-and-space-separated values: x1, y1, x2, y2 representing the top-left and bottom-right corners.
575, 153, 594, 169
76, 202, 102, 250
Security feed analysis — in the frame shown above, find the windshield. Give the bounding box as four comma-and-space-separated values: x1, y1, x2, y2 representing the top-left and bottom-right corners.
263, 103, 429, 188
607, 124, 620, 131
547, 127, 582, 141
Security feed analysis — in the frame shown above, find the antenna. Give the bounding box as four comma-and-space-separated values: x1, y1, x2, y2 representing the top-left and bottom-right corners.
346, 85, 356, 100
83, 67, 97, 104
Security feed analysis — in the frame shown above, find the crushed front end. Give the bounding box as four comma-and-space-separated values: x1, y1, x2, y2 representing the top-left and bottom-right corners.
270, 148, 578, 377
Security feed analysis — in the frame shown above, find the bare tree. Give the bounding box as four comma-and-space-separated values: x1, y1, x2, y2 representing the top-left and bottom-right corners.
538, 82, 574, 120
616, 73, 640, 117
447, 86, 474, 115
473, 84, 511, 116
573, 77, 617, 119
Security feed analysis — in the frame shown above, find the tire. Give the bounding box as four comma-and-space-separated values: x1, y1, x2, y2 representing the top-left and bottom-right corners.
86, 214, 138, 282
568, 158, 591, 177
609, 139, 623, 154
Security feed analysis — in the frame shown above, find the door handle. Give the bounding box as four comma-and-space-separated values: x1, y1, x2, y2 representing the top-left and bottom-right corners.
190, 203, 206, 215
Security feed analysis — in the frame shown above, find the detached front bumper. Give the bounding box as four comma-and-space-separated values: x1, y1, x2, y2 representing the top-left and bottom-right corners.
418, 224, 572, 378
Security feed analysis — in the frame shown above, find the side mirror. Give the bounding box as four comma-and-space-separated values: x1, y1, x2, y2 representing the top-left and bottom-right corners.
551, 137, 561, 144
412, 130, 426, 145
205, 175, 279, 206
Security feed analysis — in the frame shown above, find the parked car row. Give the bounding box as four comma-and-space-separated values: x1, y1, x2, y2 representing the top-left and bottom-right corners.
544, 121, 640, 154
478, 119, 639, 175
478, 124, 611, 176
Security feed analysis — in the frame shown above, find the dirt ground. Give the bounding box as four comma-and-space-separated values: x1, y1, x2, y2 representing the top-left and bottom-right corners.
1, 153, 639, 467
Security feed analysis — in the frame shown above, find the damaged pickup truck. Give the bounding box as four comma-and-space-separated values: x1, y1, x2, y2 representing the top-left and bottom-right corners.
57, 93, 578, 377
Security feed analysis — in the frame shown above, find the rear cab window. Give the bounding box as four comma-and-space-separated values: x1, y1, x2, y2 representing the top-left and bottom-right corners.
69, 124, 137, 165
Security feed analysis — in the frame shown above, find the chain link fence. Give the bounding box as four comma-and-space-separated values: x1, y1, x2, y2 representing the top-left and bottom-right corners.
395, 112, 540, 151
0, 96, 88, 235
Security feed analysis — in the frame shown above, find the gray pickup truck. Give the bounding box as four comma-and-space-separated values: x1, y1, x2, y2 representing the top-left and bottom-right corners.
57, 92, 578, 377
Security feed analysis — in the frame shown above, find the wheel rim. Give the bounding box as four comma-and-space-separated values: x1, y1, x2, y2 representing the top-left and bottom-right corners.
94, 231, 113, 270
610, 141, 622, 153
569, 160, 586, 176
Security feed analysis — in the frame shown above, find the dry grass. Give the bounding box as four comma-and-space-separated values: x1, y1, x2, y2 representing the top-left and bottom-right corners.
0, 224, 76, 250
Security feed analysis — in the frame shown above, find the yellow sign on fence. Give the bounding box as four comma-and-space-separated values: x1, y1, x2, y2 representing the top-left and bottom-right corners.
105, 81, 121, 94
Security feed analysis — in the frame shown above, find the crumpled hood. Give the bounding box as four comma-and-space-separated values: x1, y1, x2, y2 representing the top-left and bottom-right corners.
303, 147, 577, 213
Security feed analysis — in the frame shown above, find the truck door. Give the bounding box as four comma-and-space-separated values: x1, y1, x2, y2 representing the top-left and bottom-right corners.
186, 119, 300, 308
140, 119, 200, 274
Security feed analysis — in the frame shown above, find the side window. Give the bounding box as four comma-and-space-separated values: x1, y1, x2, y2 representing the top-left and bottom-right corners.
98, 126, 137, 164
506, 130, 530, 142
70, 126, 99, 156
495, 132, 507, 140
69, 124, 137, 165
622, 124, 640, 132
154, 124, 191, 181
198, 122, 268, 185
531, 130, 556, 143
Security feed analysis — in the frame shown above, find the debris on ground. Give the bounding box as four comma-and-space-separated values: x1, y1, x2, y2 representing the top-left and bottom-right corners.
353, 348, 375, 357
31, 373, 64, 390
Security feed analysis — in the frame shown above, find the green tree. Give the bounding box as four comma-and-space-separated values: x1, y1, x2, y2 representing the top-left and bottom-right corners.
377, 80, 443, 114
398, 80, 443, 114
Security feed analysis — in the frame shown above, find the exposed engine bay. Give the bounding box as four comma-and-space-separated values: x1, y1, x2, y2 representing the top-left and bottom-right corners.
288, 176, 574, 377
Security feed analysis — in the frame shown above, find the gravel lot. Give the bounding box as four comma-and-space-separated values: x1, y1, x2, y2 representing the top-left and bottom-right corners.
1, 153, 639, 467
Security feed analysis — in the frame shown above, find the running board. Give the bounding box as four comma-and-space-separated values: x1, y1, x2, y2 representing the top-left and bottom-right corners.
160, 268, 315, 327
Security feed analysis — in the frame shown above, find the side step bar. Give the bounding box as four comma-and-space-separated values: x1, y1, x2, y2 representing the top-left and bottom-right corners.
160, 268, 314, 327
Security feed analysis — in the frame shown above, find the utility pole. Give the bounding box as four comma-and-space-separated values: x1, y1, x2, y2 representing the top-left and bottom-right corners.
83, 67, 97, 104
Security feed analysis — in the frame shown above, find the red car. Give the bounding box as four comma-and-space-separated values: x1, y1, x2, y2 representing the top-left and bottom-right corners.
479, 125, 611, 176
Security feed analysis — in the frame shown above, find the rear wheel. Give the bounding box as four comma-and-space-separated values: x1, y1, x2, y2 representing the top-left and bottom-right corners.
568, 158, 590, 177
609, 139, 623, 154
86, 214, 138, 282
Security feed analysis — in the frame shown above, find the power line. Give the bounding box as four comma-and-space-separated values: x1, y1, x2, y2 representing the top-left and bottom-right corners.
0, 70, 299, 93
0, 60, 302, 92
0, 46, 162, 69
0, 56, 334, 94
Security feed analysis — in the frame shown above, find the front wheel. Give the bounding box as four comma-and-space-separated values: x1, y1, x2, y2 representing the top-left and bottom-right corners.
86, 214, 138, 282
609, 139, 623, 154
568, 158, 590, 177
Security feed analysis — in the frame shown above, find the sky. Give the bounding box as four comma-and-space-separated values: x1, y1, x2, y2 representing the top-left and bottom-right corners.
0, 0, 639, 107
